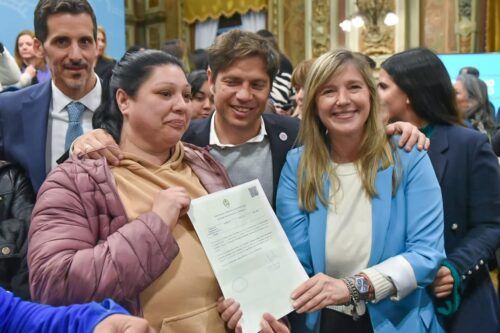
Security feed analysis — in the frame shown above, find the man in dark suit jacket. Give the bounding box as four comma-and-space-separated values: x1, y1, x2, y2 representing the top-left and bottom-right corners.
183, 112, 299, 207
180, 30, 295, 207
0, 0, 101, 192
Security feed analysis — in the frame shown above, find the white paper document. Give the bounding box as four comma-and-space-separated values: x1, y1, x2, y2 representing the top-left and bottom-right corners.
188, 179, 308, 333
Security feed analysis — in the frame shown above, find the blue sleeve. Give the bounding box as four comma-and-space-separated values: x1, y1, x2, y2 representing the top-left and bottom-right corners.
0, 288, 129, 333
276, 149, 314, 275
400, 149, 446, 286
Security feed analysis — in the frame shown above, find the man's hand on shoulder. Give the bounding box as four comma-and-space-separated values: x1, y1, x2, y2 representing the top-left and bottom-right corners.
73, 129, 123, 166
385, 121, 430, 151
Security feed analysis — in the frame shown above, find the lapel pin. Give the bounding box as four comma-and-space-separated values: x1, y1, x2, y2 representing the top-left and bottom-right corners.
279, 132, 288, 141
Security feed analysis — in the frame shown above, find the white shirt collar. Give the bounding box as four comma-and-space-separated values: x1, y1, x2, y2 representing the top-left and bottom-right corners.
209, 111, 267, 147
51, 73, 102, 113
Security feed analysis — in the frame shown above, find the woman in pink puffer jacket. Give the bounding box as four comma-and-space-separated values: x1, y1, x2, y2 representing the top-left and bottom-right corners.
27, 50, 232, 332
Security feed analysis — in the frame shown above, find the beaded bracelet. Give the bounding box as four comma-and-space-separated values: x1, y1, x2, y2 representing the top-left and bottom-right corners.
341, 277, 360, 320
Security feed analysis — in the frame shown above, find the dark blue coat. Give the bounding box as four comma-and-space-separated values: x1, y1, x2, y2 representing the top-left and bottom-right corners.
0, 287, 128, 332
428, 124, 500, 333
0, 81, 52, 193
182, 112, 300, 207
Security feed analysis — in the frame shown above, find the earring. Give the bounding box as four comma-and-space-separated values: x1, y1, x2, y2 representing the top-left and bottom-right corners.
406, 98, 410, 104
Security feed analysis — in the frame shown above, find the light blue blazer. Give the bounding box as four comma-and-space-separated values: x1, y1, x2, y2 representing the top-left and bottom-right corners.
276, 144, 445, 333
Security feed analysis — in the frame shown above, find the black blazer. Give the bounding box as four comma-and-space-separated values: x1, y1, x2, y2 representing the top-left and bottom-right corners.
428, 124, 500, 333
0, 161, 35, 300
182, 113, 300, 207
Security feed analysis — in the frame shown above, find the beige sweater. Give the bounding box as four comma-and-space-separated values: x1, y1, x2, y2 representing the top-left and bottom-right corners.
112, 143, 227, 333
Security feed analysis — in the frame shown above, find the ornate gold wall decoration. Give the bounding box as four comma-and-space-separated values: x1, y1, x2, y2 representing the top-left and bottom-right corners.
142, 0, 167, 48
178, 0, 191, 51
267, 0, 281, 39
283, 0, 306, 65
456, 0, 475, 53
486, 0, 500, 51
311, 0, 331, 57
356, 0, 395, 56
268, 0, 306, 65
164, 0, 181, 39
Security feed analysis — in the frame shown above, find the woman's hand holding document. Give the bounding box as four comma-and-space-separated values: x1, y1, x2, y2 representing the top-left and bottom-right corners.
188, 180, 308, 333
217, 298, 289, 333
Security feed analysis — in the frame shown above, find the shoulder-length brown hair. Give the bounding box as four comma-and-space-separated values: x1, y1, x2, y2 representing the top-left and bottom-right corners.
298, 49, 397, 212
14, 29, 47, 70
97, 26, 113, 62
14, 30, 35, 68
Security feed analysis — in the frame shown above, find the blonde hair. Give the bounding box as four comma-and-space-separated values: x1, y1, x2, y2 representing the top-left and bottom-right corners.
14, 30, 35, 68
14, 29, 47, 71
291, 58, 315, 89
97, 26, 113, 61
291, 58, 315, 118
298, 49, 397, 212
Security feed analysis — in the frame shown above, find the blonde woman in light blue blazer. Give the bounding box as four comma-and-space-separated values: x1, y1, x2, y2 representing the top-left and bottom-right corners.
276, 50, 445, 333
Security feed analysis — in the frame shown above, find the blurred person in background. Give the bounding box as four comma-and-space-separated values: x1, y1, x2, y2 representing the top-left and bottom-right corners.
189, 48, 209, 71
454, 73, 496, 139
458, 66, 479, 78
187, 70, 214, 119
290, 58, 315, 119
13, 30, 51, 88
458, 66, 498, 124
161, 39, 189, 71
95, 26, 116, 85
256, 29, 294, 116
0, 161, 34, 300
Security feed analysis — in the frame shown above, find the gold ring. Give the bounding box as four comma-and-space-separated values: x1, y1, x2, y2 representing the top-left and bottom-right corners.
84, 144, 92, 152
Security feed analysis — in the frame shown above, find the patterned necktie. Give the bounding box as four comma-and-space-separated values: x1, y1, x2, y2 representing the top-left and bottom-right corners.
64, 101, 86, 151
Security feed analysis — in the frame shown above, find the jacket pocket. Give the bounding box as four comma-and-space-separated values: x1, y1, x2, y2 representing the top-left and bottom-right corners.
160, 302, 227, 333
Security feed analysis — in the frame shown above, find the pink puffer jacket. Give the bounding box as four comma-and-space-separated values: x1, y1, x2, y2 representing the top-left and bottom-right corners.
28, 143, 231, 314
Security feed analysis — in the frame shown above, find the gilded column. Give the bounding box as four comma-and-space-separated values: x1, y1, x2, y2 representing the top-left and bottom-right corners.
268, 0, 282, 45
269, 0, 306, 65
357, 0, 395, 56
310, 0, 331, 58
178, 0, 191, 51
456, 0, 477, 53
